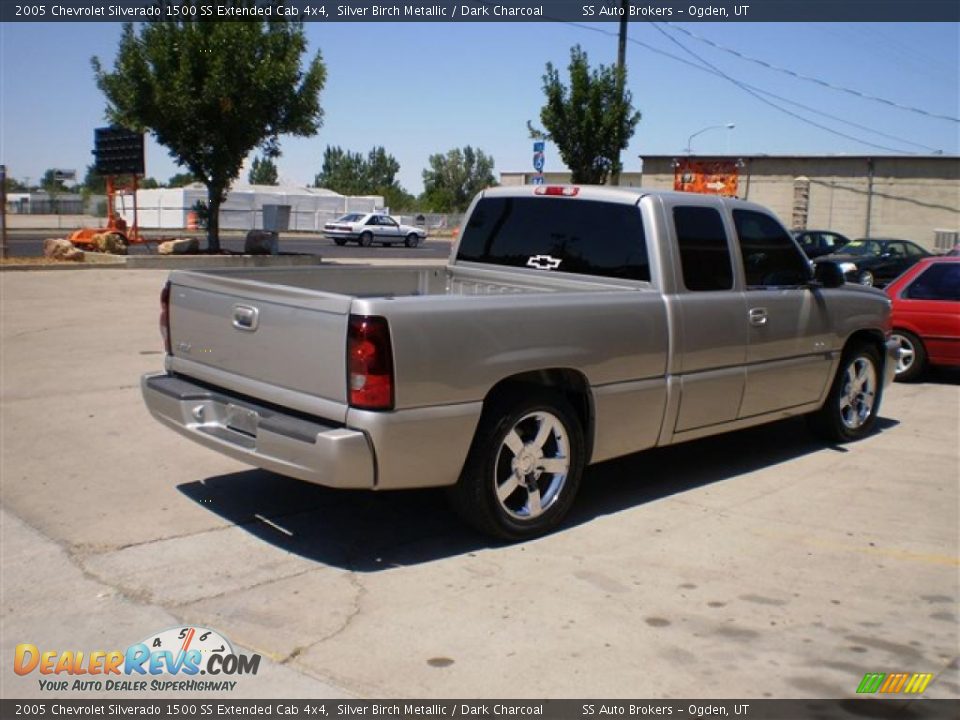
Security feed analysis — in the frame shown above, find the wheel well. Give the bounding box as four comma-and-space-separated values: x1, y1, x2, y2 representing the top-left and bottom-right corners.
844, 329, 886, 368
483, 369, 594, 463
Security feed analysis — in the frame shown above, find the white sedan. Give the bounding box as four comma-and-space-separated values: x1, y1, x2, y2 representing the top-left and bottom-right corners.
323, 213, 427, 248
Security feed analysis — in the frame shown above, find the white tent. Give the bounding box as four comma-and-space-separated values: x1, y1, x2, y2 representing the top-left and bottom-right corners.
116, 183, 384, 232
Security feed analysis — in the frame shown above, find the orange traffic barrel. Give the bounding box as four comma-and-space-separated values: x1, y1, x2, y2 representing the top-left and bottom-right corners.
186, 211, 199, 230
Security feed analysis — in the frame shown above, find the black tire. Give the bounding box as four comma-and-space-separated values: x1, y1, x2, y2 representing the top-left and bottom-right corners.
807, 343, 883, 443
333, 239, 347, 246
359, 232, 373, 247
405, 233, 421, 248
891, 329, 926, 382
447, 390, 584, 541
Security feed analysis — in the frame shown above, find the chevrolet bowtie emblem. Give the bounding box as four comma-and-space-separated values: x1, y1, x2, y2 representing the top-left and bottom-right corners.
526, 255, 562, 270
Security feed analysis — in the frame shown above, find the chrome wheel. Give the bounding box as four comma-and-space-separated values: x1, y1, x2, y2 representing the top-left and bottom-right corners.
838, 355, 877, 430
857, 270, 874, 286
892, 333, 915, 376
493, 411, 570, 521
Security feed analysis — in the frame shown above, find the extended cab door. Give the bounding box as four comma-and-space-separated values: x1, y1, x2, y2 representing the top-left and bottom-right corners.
668, 202, 748, 432
731, 209, 834, 417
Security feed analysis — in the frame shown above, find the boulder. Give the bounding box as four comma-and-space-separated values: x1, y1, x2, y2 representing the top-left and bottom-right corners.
157, 238, 200, 255
93, 232, 128, 255
244, 230, 278, 255
43, 238, 84, 262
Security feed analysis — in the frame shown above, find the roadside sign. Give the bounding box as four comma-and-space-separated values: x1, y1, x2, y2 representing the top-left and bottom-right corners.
53, 169, 76, 182
532, 174, 545, 185
533, 141, 545, 153
533, 152, 545, 172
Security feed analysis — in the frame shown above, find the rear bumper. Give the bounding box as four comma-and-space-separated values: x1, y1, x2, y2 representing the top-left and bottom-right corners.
141, 373, 375, 489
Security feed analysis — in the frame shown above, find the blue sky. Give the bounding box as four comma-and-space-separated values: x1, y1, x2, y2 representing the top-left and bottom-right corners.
1, 21, 957, 193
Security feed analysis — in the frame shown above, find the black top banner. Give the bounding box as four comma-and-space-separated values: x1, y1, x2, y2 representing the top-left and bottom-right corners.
2, 699, 960, 720
2, 0, 959, 22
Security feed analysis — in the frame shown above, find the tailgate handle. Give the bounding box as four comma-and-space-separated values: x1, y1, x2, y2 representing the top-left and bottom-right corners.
232, 304, 259, 331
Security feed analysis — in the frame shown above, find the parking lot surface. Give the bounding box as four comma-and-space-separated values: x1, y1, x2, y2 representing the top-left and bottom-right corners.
1, 268, 957, 700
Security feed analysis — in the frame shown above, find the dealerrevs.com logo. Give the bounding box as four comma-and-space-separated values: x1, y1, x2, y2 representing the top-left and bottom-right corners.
14, 626, 260, 692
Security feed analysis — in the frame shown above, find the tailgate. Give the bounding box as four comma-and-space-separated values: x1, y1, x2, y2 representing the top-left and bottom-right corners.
166, 271, 352, 422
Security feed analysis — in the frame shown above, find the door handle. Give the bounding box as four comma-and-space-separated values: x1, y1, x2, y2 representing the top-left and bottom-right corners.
232, 304, 259, 331
748, 307, 768, 327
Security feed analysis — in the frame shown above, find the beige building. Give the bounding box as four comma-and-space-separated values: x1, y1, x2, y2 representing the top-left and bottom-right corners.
501, 155, 960, 252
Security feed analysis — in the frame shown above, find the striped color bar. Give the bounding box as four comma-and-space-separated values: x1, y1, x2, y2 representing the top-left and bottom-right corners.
857, 672, 934, 694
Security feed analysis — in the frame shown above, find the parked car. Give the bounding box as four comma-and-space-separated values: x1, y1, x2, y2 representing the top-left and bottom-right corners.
143, 186, 897, 541
323, 213, 427, 248
885, 256, 960, 381
815, 238, 933, 287
793, 230, 851, 259
945, 246, 960, 257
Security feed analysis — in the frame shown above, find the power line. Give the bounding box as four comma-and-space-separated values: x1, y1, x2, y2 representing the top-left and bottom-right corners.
650, 22, 926, 154
562, 21, 939, 154
664, 23, 959, 123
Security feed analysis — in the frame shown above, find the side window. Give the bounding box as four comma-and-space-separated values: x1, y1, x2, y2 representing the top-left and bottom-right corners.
905, 263, 960, 301
365, 216, 377, 226
672, 206, 734, 291
905, 242, 927, 258
733, 210, 812, 288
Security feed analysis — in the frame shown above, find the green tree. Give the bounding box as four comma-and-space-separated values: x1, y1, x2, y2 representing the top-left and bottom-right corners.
141, 177, 161, 189
40, 169, 70, 194
420, 146, 495, 213
93, 14, 326, 251
168, 172, 202, 188
529, 45, 641, 185
314, 146, 366, 195
82, 164, 107, 194
4, 176, 29, 193
315, 145, 414, 209
248, 155, 279, 185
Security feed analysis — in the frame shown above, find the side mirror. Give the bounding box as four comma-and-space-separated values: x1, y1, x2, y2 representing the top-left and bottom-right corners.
812, 261, 845, 288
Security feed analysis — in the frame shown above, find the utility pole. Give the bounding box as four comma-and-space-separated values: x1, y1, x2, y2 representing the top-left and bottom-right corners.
0, 165, 8, 259
611, 0, 628, 186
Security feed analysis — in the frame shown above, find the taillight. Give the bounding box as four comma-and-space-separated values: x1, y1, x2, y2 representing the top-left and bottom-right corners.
535, 185, 579, 196
347, 315, 394, 410
160, 282, 171, 354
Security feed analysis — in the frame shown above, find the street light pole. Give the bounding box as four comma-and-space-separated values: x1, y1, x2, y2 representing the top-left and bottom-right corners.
686, 123, 735, 155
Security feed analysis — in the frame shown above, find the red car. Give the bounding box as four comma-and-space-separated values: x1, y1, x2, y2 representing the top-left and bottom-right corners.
885, 257, 960, 381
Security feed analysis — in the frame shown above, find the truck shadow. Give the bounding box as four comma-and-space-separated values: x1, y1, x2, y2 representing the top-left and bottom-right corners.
177, 415, 898, 572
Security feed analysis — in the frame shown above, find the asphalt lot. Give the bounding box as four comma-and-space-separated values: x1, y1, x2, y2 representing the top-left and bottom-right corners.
1, 267, 957, 701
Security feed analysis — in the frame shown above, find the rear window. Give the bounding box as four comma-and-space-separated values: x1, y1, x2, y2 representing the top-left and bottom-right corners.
905, 263, 960, 301
456, 197, 650, 281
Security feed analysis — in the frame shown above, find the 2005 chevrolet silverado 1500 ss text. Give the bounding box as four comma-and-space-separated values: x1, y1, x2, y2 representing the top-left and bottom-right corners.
142, 186, 898, 540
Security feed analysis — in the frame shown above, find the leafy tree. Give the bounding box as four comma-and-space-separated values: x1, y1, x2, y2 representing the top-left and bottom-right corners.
315, 145, 414, 209
248, 155, 279, 185
82, 164, 107, 194
529, 45, 641, 185
168, 172, 202, 188
314, 146, 366, 195
93, 14, 326, 251
4, 176, 29, 193
40, 169, 69, 194
381, 185, 418, 212
420, 146, 495, 213
141, 177, 161, 189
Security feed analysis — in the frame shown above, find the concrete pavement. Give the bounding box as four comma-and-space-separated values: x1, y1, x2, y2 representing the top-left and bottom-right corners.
1, 267, 957, 701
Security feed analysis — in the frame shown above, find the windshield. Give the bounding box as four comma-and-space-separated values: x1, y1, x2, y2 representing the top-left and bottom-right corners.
840, 240, 881, 257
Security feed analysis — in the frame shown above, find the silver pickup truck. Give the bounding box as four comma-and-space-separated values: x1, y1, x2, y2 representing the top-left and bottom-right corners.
142, 185, 897, 540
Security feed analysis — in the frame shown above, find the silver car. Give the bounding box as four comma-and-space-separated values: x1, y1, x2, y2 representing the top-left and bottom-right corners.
323, 212, 427, 248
